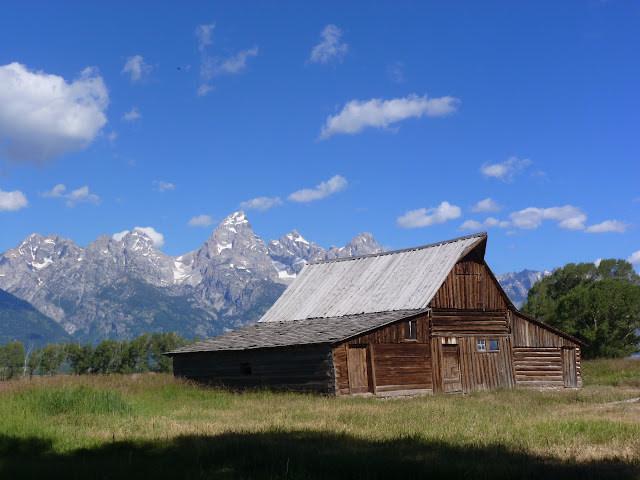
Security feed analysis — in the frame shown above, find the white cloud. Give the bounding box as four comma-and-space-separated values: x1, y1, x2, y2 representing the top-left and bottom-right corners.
509, 205, 587, 230
585, 220, 629, 234
122, 55, 152, 82
240, 196, 283, 211
215, 47, 258, 75
0, 188, 28, 211
397, 201, 462, 229
480, 157, 532, 182
0, 63, 108, 164
309, 24, 348, 65
197, 84, 214, 97
320, 94, 460, 139
195, 23, 215, 51
188, 214, 214, 227
123, 107, 141, 121
153, 180, 175, 192
41, 184, 99, 207
470, 198, 502, 213
288, 175, 347, 203
594, 258, 602, 267
113, 226, 164, 247
459, 217, 510, 230
388, 61, 405, 83
628, 250, 640, 267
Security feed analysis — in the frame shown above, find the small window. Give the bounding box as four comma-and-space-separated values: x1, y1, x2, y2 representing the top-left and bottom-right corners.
240, 362, 252, 375
488, 340, 499, 352
476, 340, 486, 352
405, 320, 417, 340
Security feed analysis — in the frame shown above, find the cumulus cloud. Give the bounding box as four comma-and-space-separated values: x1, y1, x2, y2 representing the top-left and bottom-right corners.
320, 94, 460, 139
113, 226, 164, 247
628, 250, 640, 267
459, 217, 510, 230
215, 47, 259, 75
480, 157, 531, 182
122, 55, 153, 82
288, 175, 347, 203
309, 24, 348, 64
153, 180, 175, 192
388, 61, 405, 83
585, 220, 630, 234
123, 107, 141, 121
397, 201, 461, 229
0, 188, 28, 211
41, 184, 100, 207
0, 62, 108, 165
509, 205, 587, 230
196, 23, 215, 51
240, 196, 283, 211
470, 198, 502, 213
188, 214, 214, 227
195, 23, 257, 96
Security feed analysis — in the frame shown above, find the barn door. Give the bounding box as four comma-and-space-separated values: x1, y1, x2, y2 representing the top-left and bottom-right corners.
347, 345, 371, 394
441, 344, 462, 393
562, 348, 578, 388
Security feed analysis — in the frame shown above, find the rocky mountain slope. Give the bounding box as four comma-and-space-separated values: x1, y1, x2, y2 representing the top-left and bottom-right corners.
0, 212, 384, 343
495, 269, 552, 308
0, 288, 71, 347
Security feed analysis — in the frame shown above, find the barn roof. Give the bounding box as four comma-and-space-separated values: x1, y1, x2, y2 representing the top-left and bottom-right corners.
167, 309, 425, 354
259, 232, 486, 323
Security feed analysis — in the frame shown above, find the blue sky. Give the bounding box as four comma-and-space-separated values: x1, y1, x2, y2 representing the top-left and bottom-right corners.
0, 1, 638, 274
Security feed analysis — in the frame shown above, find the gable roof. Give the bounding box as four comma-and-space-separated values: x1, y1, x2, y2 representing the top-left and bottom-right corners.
259, 232, 486, 323
167, 310, 425, 354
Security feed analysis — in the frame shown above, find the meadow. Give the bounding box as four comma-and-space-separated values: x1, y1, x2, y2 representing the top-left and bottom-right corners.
0, 359, 639, 479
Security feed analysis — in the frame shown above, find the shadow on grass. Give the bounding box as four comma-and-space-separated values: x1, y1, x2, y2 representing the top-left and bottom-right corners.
0, 430, 637, 479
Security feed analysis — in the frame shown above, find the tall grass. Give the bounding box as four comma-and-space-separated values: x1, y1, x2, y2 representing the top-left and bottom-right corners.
0, 360, 638, 478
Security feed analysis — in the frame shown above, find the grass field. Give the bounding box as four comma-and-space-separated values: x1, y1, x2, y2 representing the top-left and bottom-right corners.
0, 359, 639, 479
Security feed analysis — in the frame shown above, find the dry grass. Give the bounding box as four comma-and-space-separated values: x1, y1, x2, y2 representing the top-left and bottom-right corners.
0, 361, 639, 478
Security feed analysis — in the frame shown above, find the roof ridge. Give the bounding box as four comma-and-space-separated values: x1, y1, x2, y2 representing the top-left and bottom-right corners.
308, 231, 487, 265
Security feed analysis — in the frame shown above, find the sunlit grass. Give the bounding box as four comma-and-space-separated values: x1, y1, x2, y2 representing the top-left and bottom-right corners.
0, 360, 638, 478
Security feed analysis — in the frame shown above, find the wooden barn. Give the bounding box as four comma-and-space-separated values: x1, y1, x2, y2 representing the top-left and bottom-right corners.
168, 232, 584, 396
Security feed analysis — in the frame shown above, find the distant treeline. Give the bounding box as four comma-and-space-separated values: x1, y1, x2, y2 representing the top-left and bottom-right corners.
0, 332, 192, 380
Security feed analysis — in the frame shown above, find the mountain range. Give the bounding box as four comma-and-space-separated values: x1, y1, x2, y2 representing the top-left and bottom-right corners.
0, 212, 549, 345
0, 212, 385, 344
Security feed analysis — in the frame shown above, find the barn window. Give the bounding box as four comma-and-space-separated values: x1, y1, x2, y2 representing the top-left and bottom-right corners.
405, 320, 417, 340
488, 340, 499, 352
476, 340, 486, 352
240, 362, 252, 375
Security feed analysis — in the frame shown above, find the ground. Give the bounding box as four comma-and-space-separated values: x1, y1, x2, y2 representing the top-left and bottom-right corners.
0, 359, 638, 479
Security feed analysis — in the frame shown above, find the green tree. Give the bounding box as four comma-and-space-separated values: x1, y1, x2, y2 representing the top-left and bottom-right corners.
91, 339, 125, 374
120, 333, 150, 373
27, 347, 43, 377
523, 259, 640, 359
0, 341, 26, 380
66, 343, 94, 375
150, 332, 186, 373
40, 343, 64, 375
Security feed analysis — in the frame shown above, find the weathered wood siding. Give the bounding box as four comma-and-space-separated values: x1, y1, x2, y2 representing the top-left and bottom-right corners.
513, 347, 563, 388
430, 254, 507, 311
511, 311, 578, 348
431, 310, 509, 335
172, 345, 335, 393
431, 336, 515, 392
333, 315, 432, 396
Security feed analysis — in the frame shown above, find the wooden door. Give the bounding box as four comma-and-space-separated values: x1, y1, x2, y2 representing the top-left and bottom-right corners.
441, 344, 462, 393
562, 348, 578, 388
348, 345, 370, 394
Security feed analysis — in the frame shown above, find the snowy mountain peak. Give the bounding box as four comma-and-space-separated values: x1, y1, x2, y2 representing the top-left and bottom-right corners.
222, 211, 248, 227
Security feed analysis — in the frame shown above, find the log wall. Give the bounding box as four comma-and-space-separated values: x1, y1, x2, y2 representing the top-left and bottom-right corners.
172, 346, 335, 393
